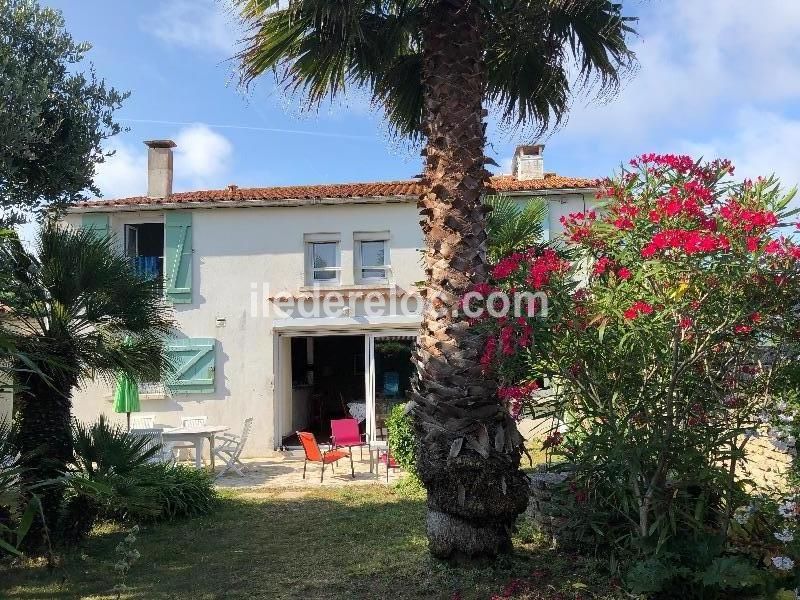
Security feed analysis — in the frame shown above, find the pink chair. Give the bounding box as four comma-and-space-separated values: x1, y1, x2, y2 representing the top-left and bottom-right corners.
330, 418, 368, 461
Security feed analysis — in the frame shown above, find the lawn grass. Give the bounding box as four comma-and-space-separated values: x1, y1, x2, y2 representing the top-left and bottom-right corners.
1, 483, 621, 600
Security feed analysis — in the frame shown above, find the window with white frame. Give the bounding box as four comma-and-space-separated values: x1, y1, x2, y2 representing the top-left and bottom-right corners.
304, 233, 341, 284
355, 232, 390, 283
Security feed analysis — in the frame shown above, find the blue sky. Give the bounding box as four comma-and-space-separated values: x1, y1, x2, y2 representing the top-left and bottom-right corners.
43, 0, 800, 201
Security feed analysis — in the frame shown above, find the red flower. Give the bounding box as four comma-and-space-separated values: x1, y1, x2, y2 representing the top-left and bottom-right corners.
526, 249, 568, 289
750, 311, 762, 324
593, 256, 613, 276
617, 267, 632, 280
491, 253, 522, 280
542, 431, 563, 449
613, 216, 634, 230
500, 326, 515, 356
480, 336, 497, 371
746, 236, 760, 252
734, 324, 752, 335
680, 316, 693, 329
624, 300, 654, 320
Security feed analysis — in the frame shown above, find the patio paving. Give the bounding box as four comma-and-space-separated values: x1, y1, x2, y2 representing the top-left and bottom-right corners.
212, 450, 404, 489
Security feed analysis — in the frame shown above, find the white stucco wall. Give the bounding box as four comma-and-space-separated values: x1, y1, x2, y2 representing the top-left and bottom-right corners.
63, 191, 594, 457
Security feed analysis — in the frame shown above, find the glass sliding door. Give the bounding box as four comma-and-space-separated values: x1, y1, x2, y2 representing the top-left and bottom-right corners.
366, 334, 416, 441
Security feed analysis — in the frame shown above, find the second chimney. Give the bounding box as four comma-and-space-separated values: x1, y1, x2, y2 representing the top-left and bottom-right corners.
144, 139, 176, 198
512, 144, 545, 181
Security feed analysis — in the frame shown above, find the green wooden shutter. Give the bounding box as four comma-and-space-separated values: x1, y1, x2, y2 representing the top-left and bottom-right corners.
166, 337, 215, 394
164, 211, 193, 304
81, 213, 110, 239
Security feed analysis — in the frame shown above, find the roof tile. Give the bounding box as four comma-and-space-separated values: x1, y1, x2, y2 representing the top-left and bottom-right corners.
73, 174, 597, 210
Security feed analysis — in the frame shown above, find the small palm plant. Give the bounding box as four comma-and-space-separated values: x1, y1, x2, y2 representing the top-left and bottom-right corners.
0, 223, 172, 543
485, 195, 548, 263
61, 416, 161, 542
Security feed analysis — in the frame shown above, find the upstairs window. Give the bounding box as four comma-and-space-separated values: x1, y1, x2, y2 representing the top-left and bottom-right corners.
355, 232, 390, 283
304, 233, 341, 285
124, 223, 164, 283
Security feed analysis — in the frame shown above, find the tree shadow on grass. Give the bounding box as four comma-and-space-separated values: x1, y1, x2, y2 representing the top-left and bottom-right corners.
1, 489, 616, 600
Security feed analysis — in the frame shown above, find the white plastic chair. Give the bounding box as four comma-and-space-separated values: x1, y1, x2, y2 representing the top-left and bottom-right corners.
130, 414, 155, 429
130, 428, 175, 464
181, 416, 207, 428
212, 418, 253, 478
173, 416, 208, 463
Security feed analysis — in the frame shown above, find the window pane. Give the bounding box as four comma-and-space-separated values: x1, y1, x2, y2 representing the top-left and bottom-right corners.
362, 268, 386, 279
314, 269, 336, 280
360, 241, 385, 267
312, 242, 337, 269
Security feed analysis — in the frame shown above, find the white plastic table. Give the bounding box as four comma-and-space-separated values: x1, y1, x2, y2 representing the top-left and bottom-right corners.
368, 439, 388, 478
163, 425, 229, 470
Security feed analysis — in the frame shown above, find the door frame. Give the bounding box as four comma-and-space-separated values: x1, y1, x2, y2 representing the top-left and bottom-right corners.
273, 327, 417, 449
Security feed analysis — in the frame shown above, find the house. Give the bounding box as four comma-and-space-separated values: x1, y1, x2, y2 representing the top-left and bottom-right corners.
62, 141, 598, 457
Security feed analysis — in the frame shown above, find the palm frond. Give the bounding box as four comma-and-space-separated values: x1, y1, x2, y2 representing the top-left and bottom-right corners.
234, 0, 636, 139
0, 223, 174, 387
485, 194, 547, 262
484, 0, 637, 136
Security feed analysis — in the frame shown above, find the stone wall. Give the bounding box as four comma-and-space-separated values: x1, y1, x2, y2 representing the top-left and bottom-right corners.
741, 435, 794, 491
525, 470, 573, 547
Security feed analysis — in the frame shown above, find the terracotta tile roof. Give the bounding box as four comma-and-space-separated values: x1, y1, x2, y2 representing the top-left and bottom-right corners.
72, 174, 597, 211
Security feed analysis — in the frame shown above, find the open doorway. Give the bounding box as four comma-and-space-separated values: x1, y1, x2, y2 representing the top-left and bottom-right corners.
280, 335, 365, 447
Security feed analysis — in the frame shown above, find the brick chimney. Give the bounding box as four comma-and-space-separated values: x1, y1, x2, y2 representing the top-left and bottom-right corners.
512, 144, 545, 181
144, 139, 176, 198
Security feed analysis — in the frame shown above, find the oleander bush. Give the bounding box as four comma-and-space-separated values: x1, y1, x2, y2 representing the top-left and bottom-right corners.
475, 154, 800, 597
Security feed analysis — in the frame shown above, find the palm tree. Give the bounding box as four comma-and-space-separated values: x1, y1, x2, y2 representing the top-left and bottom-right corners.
235, 0, 635, 559
0, 224, 172, 542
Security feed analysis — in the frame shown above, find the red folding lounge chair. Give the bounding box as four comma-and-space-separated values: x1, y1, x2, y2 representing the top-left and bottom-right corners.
297, 431, 351, 482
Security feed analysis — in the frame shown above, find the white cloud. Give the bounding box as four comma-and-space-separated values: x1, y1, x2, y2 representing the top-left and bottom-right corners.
560, 0, 800, 143
94, 140, 148, 199
679, 108, 800, 191
174, 124, 234, 189
92, 124, 234, 198
142, 0, 240, 55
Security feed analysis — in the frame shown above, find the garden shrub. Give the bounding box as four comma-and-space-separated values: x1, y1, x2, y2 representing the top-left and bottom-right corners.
62, 417, 218, 542
0, 420, 42, 556
386, 403, 417, 474
126, 463, 218, 522
474, 154, 800, 597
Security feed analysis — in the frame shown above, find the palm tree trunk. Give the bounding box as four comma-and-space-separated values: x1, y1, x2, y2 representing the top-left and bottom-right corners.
15, 362, 75, 549
412, 0, 529, 561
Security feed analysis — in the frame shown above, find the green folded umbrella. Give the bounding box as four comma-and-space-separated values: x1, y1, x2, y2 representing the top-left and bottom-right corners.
113, 372, 140, 431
